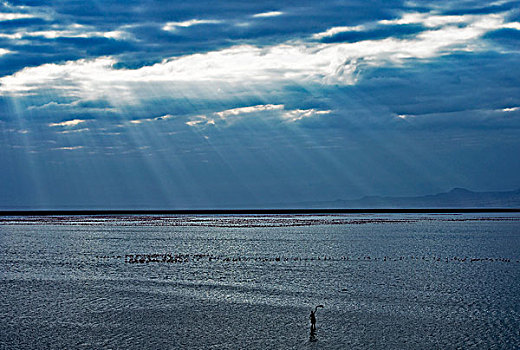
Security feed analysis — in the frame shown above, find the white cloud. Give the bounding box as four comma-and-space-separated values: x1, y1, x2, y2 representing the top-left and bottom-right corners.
0, 2, 53, 22
163, 19, 222, 31
156, 114, 174, 120
379, 13, 467, 27
0, 23, 133, 41
501, 107, 519, 112
252, 11, 283, 18
103, 30, 131, 40
312, 25, 366, 40
48, 119, 85, 127
282, 108, 331, 122
0, 33, 19, 39
0, 12, 513, 101
186, 119, 205, 127
52, 146, 84, 150
59, 128, 89, 134
379, 12, 519, 33
215, 104, 284, 118
129, 114, 175, 125
0, 48, 11, 56
0, 12, 34, 20
27, 101, 65, 110
502, 22, 520, 30
186, 105, 331, 126
186, 105, 284, 126
27, 100, 114, 113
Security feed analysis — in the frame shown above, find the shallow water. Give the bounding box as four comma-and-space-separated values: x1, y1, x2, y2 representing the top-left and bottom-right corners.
1, 214, 519, 349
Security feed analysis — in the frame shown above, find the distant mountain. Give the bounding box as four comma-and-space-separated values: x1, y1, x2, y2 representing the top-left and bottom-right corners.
278, 188, 520, 209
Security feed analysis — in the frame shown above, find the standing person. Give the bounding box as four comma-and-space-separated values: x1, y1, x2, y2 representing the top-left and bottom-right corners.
310, 310, 316, 331
310, 305, 323, 331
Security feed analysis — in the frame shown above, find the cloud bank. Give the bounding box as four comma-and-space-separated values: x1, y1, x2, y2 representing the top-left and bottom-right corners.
1, 11, 515, 103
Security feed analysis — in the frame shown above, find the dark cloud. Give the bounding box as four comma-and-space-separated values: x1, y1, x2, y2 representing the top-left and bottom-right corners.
75, 99, 112, 108
356, 52, 520, 117
442, 1, 519, 15
0, 17, 48, 29
53, 36, 138, 55
0, 35, 139, 75
0, 50, 82, 76
483, 29, 520, 49
0, 0, 410, 72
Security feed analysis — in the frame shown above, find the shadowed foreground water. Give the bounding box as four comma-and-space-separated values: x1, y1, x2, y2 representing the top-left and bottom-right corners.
1, 214, 519, 349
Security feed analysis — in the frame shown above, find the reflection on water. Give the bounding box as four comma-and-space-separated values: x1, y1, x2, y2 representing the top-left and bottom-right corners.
309, 327, 317, 343
1, 214, 519, 349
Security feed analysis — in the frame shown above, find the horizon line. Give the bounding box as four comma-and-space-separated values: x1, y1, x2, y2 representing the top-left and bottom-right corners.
1, 208, 519, 216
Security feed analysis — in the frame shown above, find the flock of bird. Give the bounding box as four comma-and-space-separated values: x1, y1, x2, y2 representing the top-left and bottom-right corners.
93, 253, 520, 264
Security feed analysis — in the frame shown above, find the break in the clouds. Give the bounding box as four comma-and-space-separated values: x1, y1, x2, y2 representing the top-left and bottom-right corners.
0, 0, 519, 209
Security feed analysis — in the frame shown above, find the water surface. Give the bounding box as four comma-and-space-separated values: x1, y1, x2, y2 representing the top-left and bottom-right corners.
1, 214, 519, 349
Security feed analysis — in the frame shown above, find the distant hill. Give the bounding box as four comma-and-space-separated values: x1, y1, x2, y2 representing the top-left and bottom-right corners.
279, 188, 520, 209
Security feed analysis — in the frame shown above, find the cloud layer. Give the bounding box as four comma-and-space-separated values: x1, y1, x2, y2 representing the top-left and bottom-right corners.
2, 11, 516, 100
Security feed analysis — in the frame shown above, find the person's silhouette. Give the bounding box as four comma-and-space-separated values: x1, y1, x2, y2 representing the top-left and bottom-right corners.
310, 310, 316, 331
309, 305, 323, 332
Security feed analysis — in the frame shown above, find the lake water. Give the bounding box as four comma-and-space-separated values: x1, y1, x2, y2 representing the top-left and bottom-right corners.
1, 214, 519, 349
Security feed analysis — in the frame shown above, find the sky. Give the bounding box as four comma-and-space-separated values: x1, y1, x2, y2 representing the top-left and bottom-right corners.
0, 0, 519, 209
